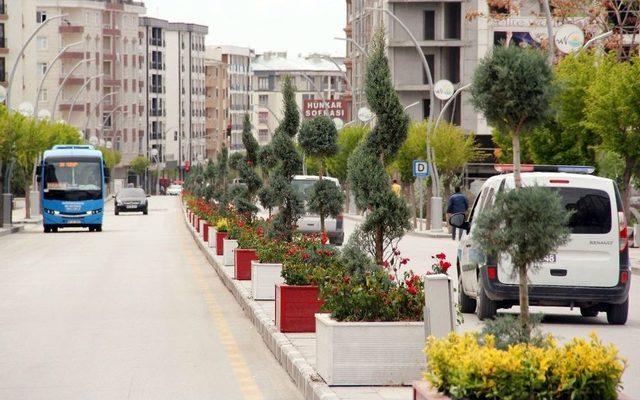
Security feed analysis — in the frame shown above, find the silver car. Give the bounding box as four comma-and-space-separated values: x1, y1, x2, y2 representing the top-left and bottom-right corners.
292, 175, 344, 245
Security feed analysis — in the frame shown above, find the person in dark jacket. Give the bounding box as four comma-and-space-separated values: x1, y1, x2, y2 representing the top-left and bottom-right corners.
447, 186, 468, 240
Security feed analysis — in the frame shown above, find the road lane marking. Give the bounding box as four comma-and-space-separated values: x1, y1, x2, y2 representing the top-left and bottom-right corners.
181, 239, 264, 400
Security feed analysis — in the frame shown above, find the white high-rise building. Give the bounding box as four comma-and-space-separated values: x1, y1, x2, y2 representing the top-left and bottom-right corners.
140, 17, 207, 178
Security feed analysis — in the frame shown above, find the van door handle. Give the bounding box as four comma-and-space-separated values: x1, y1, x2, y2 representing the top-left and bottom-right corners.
550, 269, 567, 277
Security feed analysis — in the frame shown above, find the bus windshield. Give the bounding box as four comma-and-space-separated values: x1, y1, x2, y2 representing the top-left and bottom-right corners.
43, 158, 102, 201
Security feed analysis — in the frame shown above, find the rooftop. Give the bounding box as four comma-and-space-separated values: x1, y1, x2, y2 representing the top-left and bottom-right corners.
252, 52, 345, 73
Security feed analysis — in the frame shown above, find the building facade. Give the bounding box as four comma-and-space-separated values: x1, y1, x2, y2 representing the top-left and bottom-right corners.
251, 52, 348, 145
139, 17, 207, 178
2, 0, 38, 109
207, 45, 253, 151
204, 54, 228, 160
34, 0, 147, 180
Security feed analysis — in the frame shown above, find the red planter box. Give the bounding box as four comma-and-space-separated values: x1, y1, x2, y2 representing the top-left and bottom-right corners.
203, 222, 210, 242
275, 283, 323, 333
216, 231, 228, 256
234, 249, 258, 280
195, 216, 201, 233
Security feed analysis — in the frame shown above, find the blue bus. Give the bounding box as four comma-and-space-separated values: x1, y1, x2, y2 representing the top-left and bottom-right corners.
37, 145, 110, 233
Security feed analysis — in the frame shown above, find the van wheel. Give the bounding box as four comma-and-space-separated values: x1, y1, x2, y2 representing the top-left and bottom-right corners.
115, 208, 119, 215
607, 299, 628, 325
476, 278, 497, 320
458, 277, 476, 313
143, 207, 148, 215
580, 307, 599, 317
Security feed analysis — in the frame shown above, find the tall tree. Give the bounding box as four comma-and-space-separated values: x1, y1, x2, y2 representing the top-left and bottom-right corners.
228, 114, 262, 218
348, 28, 410, 264
268, 75, 303, 241
299, 116, 343, 234
586, 55, 640, 219
471, 45, 553, 189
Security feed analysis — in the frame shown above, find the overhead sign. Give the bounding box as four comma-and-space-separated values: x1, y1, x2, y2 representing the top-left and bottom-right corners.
303, 99, 346, 119
434, 80, 455, 101
555, 24, 584, 54
333, 118, 344, 130
357, 106, 374, 122
413, 160, 429, 177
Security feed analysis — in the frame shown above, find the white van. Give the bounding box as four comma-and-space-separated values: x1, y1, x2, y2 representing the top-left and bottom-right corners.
450, 171, 631, 325
291, 175, 344, 245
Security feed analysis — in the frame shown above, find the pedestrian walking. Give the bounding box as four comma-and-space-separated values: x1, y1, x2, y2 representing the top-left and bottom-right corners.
391, 179, 402, 198
447, 186, 468, 240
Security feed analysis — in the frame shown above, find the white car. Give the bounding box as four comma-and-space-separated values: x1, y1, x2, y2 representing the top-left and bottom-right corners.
450, 170, 630, 325
166, 184, 182, 196
292, 175, 344, 245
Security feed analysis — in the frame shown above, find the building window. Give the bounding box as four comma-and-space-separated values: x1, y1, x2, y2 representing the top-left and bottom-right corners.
258, 111, 268, 124
422, 55, 435, 84
422, 99, 431, 121
37, 62, 47, 77
258, 129, 269, 143
258, 94, 268, 106
424, 10, 435, 40
36, 36, 47, 50
36, 11, 47, 23
258, 77, 269, 91
444, 3, 462, 40
40, 89, 47, 102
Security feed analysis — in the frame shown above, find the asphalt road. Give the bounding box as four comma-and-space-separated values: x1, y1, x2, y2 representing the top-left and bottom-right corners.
0, 196, 302, 400
342, 217, 640, 397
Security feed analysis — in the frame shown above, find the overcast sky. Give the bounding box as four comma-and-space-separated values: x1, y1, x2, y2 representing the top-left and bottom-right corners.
143, 0, 347, 57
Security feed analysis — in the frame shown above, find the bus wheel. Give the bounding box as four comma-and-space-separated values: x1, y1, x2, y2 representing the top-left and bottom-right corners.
96, 225, 102, 232
44, 226, 51, 233
52, 227, 58, 233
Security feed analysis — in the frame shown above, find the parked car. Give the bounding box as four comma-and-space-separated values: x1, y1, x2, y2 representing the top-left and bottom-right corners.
449, 170, 630, 325
114, 187, 149, 215
166, 184, 183, 196
292, 175, 344, 246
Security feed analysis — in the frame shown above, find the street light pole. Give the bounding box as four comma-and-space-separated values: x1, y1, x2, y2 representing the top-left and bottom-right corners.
66, 73, 104, 123
367, 7, 443, 231
434, 84, 471, 131
583, 31, 613, 49
334, 37, 367, 58
34, 40, 84, 118
51, 57, 95, 121
83, 91, 119, 137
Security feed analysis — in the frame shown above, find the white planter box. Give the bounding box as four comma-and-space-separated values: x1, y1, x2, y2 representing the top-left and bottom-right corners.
251, 261, 283, 300
199, 220, 205, 236
208, 226, 216, 248
315, 313, 425, 385
223, 239, 238, 266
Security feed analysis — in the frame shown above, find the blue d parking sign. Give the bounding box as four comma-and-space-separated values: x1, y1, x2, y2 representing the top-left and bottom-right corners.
413, 160, 429, 177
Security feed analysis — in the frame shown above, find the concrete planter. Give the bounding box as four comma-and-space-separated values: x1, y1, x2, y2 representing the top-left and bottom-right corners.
251, 261, 283, 300
413, 382, 451, 400
215, 231, 228, 256
207, 226, 216, 248
275, 283, 323, 333
315, 313, 425, 385
223, 239, 238, 266
195, 216, 201, 232
234, 249, 258, 280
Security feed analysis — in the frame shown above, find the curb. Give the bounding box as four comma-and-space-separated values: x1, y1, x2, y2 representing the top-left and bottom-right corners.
182, 206, 339, 400
344, 214, 451, 239
0, 225, 24, 238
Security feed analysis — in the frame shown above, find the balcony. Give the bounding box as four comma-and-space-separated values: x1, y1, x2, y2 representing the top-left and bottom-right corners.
150, 62, 165, 70
0, 71, 6, 84
60, 50, 86, 60
343, 58, 353, 69
0, 37, 7, 54
102, 27, 121, 36
103, 53, 116, 61
150, 85, 165, 94
0, 4, 6, 20
150, 109, 166, 117
58, 103, 85, 112
59, 25, 84, 34
59, 75, 85, 85
103, 78, 121, 86
149, 37, 164, 46
344, 24, 352, 38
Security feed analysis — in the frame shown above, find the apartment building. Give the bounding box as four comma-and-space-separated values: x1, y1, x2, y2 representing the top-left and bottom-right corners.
34, 0, 146, 180
139, 17, 207, 178
204, 53, 228, 160
1, 0, 38, 109
251, 52, 347, 145
207, 45, 253, 151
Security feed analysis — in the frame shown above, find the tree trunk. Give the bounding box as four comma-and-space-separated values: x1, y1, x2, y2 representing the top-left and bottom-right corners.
344, 183, 350, 215
410, 182, 417, 229
375, 224, 384, 265
0, 164, 4, 227
622, 160, 634, 222
319, 161, 325, 235
518, 262, 531, 340
24, 181, 31, 220
512, 132, 522, 189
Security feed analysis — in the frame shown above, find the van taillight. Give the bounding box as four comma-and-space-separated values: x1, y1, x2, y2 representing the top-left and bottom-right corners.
618, 211, 628, 252
620, 270, 629, 284
487, 266, 497, 281
336, 214, 343, 230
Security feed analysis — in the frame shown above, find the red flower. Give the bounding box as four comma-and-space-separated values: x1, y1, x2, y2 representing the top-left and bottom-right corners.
400, 257, 410, 265
321, 231, 328, 245
301, 253, 310, 261
383, 260, 390, 269
237, 220, 245, 228
435, 253, 446, 260
407, 285, 418, 295
442, 261, 451, 271
389, 274, 395, 281
393, 248, 401, 256
343, 276, 350, 284
256, 227, 264, 236
247, 160, 254, 167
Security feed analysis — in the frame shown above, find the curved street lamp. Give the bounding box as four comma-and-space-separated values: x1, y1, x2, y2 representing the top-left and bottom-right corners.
34, 40, 84, 118
434, 84, 472, 131
51, 57, 95, 121
66, 74, 104, 122
83, 91, 119, 136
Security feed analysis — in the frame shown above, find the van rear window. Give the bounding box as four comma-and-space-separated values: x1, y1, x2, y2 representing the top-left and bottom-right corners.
552, 188, 611, 234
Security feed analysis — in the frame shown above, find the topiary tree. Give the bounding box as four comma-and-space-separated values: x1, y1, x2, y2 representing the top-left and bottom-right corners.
299, 115, 343, 234
268, 75, 303, 241
228, 116, 262, 219
471, 45, 553, 189
348, 27, 410, 265
325, 124, 368, 211
474, 186, 571, 337
214, 144, 229, 205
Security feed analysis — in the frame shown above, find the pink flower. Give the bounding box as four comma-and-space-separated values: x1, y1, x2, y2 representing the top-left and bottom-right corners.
383, 260, 390, 269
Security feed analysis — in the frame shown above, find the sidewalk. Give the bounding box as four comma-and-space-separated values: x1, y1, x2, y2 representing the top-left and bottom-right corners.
345, 213, 450, 239
183, 208, 414, 400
